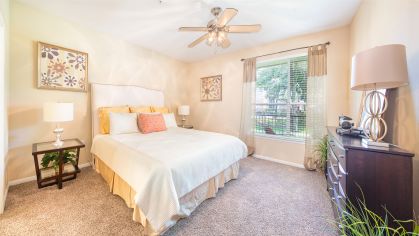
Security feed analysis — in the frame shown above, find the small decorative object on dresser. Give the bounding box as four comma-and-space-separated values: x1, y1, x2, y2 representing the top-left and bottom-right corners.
178, 105, 190, 127
38, 42, 88, 92
43, 102, 74, 147
201, 75, 222, 101
32, 138, 85, 189
326, 127, 414, 231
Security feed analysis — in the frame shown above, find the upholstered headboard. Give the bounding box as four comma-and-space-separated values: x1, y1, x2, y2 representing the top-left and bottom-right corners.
90, 83, 164, 137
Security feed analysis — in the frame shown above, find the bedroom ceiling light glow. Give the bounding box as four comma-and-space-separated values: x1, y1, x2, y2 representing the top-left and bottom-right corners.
17, 0, 362, 61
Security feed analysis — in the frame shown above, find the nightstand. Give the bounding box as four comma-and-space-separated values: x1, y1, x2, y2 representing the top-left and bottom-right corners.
32, 138, 85, 189
178, 124, 193, 129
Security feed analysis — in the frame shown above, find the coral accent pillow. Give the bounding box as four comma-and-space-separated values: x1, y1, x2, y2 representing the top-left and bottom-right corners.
138, 113, 167, 134
129, 106, 152, 113
151, 106, 170, 114
98, 106, 130, 134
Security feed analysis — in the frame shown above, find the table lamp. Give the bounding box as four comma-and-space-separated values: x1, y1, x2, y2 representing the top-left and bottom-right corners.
351, 44, 409, 147
178, 105, 190, 127
43, 102, 74, 147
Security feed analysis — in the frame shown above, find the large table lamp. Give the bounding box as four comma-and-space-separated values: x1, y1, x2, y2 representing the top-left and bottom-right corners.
43, 102, 74, 147
178, 105, 190, 127
351, 44, 409, 147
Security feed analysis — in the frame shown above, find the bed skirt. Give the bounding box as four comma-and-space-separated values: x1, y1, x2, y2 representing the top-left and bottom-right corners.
93, 155, 240, 235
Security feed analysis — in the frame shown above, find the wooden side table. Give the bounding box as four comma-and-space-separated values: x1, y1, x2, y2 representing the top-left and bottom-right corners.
32, 138, 85, 189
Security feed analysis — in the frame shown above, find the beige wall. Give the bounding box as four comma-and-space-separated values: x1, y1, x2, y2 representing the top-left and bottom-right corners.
7, 2, 189, 182
348, 0, 419, 217
0, 0, 9, 213
187, 27, 350, 165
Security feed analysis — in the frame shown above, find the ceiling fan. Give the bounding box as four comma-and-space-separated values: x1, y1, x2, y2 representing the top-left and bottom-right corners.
179, 7, 261, 48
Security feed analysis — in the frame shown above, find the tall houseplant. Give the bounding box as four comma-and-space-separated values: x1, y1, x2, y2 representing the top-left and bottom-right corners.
41, 149, 76, 173
314, 135, 328, 172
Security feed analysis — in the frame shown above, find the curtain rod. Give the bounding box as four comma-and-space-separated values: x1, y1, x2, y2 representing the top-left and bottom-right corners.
240, 41, 330, 62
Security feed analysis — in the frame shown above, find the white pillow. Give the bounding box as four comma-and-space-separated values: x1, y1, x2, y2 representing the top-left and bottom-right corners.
109, 112, 139, 135
163, 113, 177, 128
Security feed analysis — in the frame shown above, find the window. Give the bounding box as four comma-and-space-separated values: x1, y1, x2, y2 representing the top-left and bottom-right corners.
255, 54, 308, 141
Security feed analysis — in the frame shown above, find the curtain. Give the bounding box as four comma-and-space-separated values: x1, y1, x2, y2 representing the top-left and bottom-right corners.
239, 58, 256, 156
304, 44, 327, 170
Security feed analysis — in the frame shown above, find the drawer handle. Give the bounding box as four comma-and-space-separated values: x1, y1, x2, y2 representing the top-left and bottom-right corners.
328, 146, 339, 162
330, 165, 342, 179
339, 164, 348, 176
331, 196, 343, 200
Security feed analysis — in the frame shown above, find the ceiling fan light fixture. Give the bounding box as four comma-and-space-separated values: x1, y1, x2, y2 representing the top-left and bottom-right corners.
217, 31, 226, 43
206, 31, 216, 45
179, 7, 261, 49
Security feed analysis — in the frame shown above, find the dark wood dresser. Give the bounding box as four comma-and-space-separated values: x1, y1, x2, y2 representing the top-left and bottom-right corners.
326, 127, 414, 231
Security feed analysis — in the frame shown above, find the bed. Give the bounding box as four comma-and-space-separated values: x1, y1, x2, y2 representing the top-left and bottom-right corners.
90, 83, 247, 235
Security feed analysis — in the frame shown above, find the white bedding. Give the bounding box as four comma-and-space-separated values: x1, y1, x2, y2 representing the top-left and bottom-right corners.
91, 127, 247, 233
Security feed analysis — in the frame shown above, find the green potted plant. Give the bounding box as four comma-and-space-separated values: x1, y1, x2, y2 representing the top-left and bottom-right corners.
41, 149, 76, 174
314, 135, 328, 172
337, 196, 419, 235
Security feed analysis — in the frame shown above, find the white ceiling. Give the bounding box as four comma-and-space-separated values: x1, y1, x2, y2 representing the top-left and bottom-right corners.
17, 0, 361, 62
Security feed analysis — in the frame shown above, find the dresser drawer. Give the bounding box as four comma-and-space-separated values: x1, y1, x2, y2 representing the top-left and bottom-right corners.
328, 156, 347, 197
328, 136, 346, 171
338, 163, 347, 195
327, 146, 339, 176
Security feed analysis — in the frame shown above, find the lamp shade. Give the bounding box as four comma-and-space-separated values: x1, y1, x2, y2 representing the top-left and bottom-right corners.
178, 105, 190, 116
43, 102, 74, 122
351, 44, 408, 91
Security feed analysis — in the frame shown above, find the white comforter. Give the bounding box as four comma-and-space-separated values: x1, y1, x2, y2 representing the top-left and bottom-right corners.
91, 127, 247, 233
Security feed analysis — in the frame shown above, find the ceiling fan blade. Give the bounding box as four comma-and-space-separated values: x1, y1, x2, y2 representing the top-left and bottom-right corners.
188, 33, 209, 48
179, 27, 208, 32
227, 24, 262, 33
221, 38, 231, 48
217, 8, 238, 27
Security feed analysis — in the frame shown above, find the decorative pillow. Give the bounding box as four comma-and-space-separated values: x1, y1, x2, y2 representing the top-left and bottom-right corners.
138, 113, 167, 134
129, 106, 152, 113
98, 106, 130, 134
163, 113, 177, 128
151, 106, 170, 114
109, 113, 139, 135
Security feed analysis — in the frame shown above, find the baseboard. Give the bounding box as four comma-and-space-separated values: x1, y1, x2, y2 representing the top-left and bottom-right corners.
252, 154, 305, 169
1, 153, 10, 214
8, 162, 92, 187
2, 182, 8, 213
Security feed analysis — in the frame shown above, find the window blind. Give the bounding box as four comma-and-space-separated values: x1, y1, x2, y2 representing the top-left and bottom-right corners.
255, 55, 308, 140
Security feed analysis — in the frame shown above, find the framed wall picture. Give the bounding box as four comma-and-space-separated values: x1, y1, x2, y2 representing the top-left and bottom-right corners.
38, 42, 88, 92
200, 75, 222, 101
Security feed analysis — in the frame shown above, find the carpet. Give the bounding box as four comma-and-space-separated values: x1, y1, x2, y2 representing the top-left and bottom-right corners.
0, 157, 337, 235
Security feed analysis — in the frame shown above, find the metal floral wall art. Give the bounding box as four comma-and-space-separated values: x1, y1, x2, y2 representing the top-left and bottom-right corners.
200, 75, 222, 101
38, 42, 88, 92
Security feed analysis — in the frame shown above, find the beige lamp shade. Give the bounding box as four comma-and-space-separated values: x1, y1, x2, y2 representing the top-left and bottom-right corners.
351, 44, 408, 91
178, 105, 190, 116
43, 102, 74, 122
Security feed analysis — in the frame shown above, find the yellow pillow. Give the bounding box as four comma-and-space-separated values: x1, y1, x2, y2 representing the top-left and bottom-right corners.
98, 106, 130, 134
151, 106, 170, 114
129, 106, 152, 113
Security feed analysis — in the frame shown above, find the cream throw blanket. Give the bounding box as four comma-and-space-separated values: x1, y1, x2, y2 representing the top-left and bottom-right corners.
91, 127, 247, 233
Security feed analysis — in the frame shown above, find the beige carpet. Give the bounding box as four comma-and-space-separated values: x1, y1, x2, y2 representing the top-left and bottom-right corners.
0, 157, 337, 236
